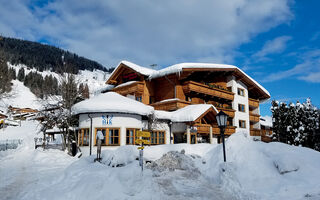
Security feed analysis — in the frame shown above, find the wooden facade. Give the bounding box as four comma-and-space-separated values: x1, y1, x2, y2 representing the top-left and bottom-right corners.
106, 62, 270, 142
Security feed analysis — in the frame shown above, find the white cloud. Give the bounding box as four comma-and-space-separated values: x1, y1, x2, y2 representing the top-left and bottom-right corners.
0, 0, 292, 68
262, 50, 320, 82
253, 36, 292, 58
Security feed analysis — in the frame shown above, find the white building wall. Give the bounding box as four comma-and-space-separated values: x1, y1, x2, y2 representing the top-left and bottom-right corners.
227, 76, 250, 134
79, 113, 143, 146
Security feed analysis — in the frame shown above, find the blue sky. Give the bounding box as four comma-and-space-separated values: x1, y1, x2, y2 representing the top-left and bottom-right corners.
0, 0, 319, 116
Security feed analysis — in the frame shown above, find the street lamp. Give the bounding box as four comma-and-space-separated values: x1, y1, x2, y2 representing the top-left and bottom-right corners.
216, 111, 228, 162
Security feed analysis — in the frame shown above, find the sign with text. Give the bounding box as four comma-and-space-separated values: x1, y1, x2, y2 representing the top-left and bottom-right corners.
102, 115, 113, 125
135, 139, 150, 145
136, 130, 151, 138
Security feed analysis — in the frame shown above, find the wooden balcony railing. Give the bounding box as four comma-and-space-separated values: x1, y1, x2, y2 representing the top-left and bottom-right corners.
249, 98, 259, 108
216, 107, 235, 118
112, 81, 144, 95
183, 81, 234, 101
195, 124, 236, 135
249, 112, 260, 122
250, 129, 261, 136
261, 135, 272, 143
151, 99, 192, 111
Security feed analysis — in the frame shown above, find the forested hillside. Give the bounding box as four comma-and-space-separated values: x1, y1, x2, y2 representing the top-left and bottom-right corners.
0, 36, 111, 74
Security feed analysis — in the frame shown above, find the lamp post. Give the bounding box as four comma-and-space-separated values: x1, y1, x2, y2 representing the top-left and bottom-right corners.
216, 111, 228, 162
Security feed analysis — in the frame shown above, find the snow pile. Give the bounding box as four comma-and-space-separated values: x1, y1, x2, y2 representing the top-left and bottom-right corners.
147, 150, 200, 174
203, 132, 320, 199
100, 145, 139, 167
71, 92, 154, 116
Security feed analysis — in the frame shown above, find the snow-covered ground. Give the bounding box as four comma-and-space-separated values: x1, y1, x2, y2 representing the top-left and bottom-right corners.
0, 80, 41, 110
1, 121, 320, 200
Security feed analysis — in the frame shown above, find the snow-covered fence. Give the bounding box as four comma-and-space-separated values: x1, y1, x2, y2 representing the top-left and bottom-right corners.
0, 139, 23, 151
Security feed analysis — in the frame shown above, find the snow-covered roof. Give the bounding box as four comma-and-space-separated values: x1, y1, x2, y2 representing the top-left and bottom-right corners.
71, 92, 154, 116
260, 116, 273, 127
107, 61, 270, 99
149, 63, 235, 79
155, 104, 218, 122
115, 81, 138, 89
110, 61, 156, 78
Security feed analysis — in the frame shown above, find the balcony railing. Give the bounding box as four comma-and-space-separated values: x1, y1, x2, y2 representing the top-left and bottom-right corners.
249, 98, 259, 108
216, 107, 235, 118
195, 124, 236, 135
249, 112, 260, 122
151, 99, 192, 111
112, 81, 144, 95
183, 81, 234, 101
250, 129, 261, 136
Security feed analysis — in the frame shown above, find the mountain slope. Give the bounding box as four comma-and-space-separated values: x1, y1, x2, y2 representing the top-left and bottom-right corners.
0, 36, 110, 73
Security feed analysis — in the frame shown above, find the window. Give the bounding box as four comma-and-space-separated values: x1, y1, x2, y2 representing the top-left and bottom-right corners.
239, 120, 246, 128
95, 128, 120, 146
109, 128, 120, 145
135, 96, 142, 102
126, 128, 140, 145
237, 88, 245, 96
238, 104, 245, 112
96, 128, 106, 145
79, 128, 89, 146
150, 131, 166, 145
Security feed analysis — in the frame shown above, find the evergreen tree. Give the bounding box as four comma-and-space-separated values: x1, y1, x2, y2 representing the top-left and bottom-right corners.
0, 59, 12, 94
61, 74, 78, 110
83, 84, 89, 99
17, 68, 25, 81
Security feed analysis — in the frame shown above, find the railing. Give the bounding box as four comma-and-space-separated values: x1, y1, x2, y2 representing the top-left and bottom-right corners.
216, 107, 235, 118
183, 81, 234, 101
195, 124, 236, 135
249, 98, 259, 108
151, 99, 191, 111
0, 139, 23, 151
249, 112, 260, 122
250, 129, 261, 136
112, 81, 144, 95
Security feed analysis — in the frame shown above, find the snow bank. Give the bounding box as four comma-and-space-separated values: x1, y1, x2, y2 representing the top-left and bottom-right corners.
146, 150, 200, 174
203, 132, 320, 199
100, 145, 139, 167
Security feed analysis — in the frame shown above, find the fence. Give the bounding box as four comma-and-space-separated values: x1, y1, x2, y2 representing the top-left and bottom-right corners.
0, 139, 23, 151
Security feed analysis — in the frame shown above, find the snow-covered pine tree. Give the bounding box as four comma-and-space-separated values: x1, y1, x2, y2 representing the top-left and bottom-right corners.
286, 103, 297, 145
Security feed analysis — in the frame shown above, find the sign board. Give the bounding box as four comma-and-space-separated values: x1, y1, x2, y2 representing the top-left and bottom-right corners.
102, 115, 113, 125
135, 139, 150, 145
137, 146, 144, 150
190, 126, 198, 133
136, 130, 151, 138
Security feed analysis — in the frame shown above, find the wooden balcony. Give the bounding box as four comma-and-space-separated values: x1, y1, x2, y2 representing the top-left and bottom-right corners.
216, 107, 235, 118
195, 124, 236, 135
249, 112, 260, 122
261, 135, 272, 143
151, 99, 192, 111
183, 81, 234, 101
249, 98, 259, 108
250, 129, 261, 136
112, 81, 144, 95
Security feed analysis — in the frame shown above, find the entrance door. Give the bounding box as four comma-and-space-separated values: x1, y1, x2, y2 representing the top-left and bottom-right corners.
173, 132, 186, 143
190, 133, 197, 144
